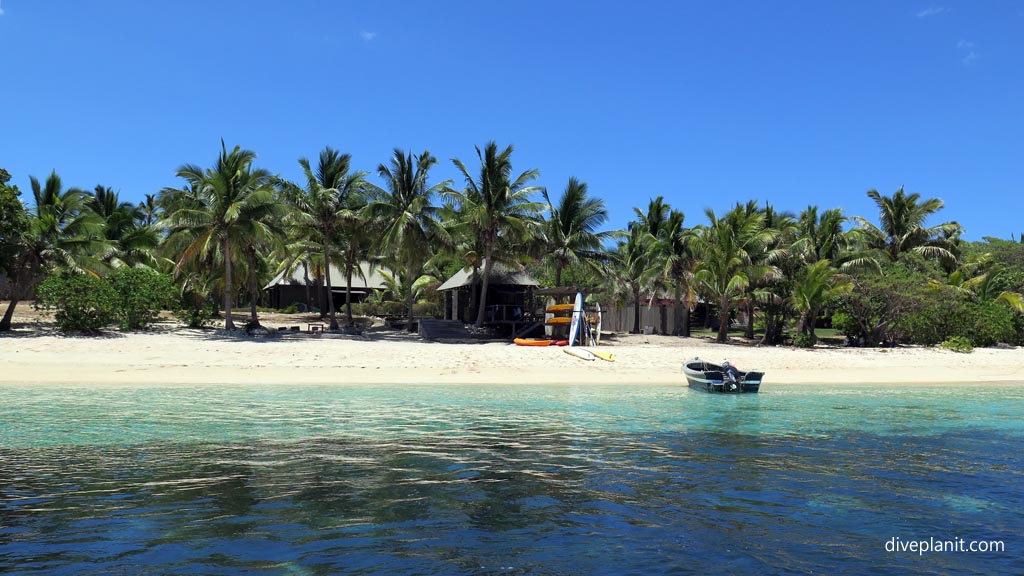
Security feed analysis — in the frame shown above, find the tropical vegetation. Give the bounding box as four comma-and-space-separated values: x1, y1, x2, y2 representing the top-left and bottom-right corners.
1, 144, 1022, 350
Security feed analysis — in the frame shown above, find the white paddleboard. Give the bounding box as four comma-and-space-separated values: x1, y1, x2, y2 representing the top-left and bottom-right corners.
563, 347, 596, 361
568, 292, 583, 347
595, 302, 602, 345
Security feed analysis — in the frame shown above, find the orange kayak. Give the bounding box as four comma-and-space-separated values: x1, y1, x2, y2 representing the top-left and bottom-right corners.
514, 338, 553, 347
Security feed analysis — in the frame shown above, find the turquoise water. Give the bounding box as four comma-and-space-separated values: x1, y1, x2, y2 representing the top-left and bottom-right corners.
1, 383, 1021, 574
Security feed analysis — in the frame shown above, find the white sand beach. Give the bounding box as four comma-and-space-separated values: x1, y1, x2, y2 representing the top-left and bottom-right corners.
2, 311, 1023, 387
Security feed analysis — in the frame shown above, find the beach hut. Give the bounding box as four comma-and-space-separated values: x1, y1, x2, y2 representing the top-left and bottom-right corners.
263, 262, 391, 311
437, 260, 539, 330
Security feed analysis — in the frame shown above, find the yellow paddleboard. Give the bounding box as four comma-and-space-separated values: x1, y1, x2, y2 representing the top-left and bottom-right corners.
546, 317, 572, 325
591, 350, 615, 362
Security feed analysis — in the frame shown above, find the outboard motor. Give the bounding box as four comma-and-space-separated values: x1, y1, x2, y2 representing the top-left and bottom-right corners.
722, 361, 740, 390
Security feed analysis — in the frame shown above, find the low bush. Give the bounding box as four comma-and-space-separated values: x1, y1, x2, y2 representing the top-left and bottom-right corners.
174, 305, 211, 328
939, 336, 974, 353
109, 268, 177, 330
35, 274, 117, 333
792, 332, 817, 348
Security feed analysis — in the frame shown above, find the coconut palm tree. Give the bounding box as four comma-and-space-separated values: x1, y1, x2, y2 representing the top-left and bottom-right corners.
365, 148, 451, 330
613, 224, 660, 334
633, 196, 676, 333
930, 256, 1024, 313
791, 259, 853, 345
451, 142, 543, 327
692, 203, 781, 343
0, 171, 106, 331
159, 142, 278, 330
853, 186, 961, 264
139, 193, 160, 226
540, 177, 615, 286
283, 147, 370, 330
87, 185, 160, 269
743, 203, 795, 339
660, 209, 698, 336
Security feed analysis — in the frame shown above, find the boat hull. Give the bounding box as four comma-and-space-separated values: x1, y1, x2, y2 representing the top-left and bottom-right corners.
683, 359, 763, 393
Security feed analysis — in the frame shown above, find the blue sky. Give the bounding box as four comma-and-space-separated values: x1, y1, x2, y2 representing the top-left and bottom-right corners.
2, 1, 1021, 240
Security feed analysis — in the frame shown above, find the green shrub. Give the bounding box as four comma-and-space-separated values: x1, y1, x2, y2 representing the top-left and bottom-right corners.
792, 332, 817, 348
174, 305, 211, 328
280, 304, 299, 314
900, 297, 1016, 347
830, 311, 859, 340
939, 336, 974, 353
35, 274, 117, 333
960, 301, 1016, 347
412, 302, 440, 318
109, 268, 177, 330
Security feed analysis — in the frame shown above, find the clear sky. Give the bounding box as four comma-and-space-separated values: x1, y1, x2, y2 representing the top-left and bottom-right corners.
2, 1, 1021, 240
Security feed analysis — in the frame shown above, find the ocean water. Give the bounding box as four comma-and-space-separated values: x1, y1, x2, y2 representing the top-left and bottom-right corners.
0, 383, 1021, 575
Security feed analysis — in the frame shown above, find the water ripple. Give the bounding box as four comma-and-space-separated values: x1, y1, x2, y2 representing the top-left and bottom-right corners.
1, 384, 1022, 575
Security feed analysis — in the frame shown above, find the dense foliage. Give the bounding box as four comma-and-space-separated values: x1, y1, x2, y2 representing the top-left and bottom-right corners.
35, 274, 117, 333
4, 146, 1022, 347
0, 168, 28, 277
35, 269, 176, 333
108, 268, 177, 330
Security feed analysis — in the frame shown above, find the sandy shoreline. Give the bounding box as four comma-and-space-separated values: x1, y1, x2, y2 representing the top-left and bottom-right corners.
3, 323, 1023, 387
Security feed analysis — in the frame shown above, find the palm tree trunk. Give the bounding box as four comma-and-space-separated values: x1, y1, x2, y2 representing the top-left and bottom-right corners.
247, 244, 259, 326
672, 283, 683, 336
345, 267, 354, 323
717, 296, 730, 342
0, 298, 19, 331
660, 300, 668, 335
745, 300, 755, 339
681, 303, 691, 338
323, 241, 338, 330
475, 250, 494, 328
405, 255, 416, 332
302, 261, 311, 311
555, 264, 563, 287
223, 239, 235, 330
632, 286, 642, 334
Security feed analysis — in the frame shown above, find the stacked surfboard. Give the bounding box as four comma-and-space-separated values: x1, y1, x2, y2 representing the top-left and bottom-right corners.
561, 292, 614, 362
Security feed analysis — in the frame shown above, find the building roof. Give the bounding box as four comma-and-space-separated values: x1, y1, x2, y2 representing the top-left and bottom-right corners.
263, 262, 391, 292
437, 260, 539, 291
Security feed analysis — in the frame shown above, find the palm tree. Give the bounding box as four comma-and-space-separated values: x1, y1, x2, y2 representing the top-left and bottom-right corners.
87, 185, 159, 268
139, 193, 160, 226
853, 186, 961, 263
451, 142, 543, 327
540, 177, 615, 286
633, 196, 671, 239
283, 147, 370, 330
743, 203, 794, 339
613, 224, 659, 334
634, 197, 675, 334
931, 256, 1024, 313
0, 171, 106, 331
660, 209, 698, 336
159, 142, 278, 330
692, 203, 781, 343
365, 148, 451, 330
791, 259, 853, 344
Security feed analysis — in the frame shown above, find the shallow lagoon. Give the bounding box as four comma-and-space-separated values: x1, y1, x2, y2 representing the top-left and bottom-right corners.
1, 384, 1021, 575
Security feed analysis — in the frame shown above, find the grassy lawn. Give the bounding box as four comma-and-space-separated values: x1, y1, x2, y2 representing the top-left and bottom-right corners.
685, 326, 847, 346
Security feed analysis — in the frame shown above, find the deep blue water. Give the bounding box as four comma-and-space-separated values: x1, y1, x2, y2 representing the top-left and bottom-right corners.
0, 384, 1021, 575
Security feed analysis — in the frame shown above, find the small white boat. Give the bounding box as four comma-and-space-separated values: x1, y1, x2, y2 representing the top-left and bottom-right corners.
682, 358, 763, 393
